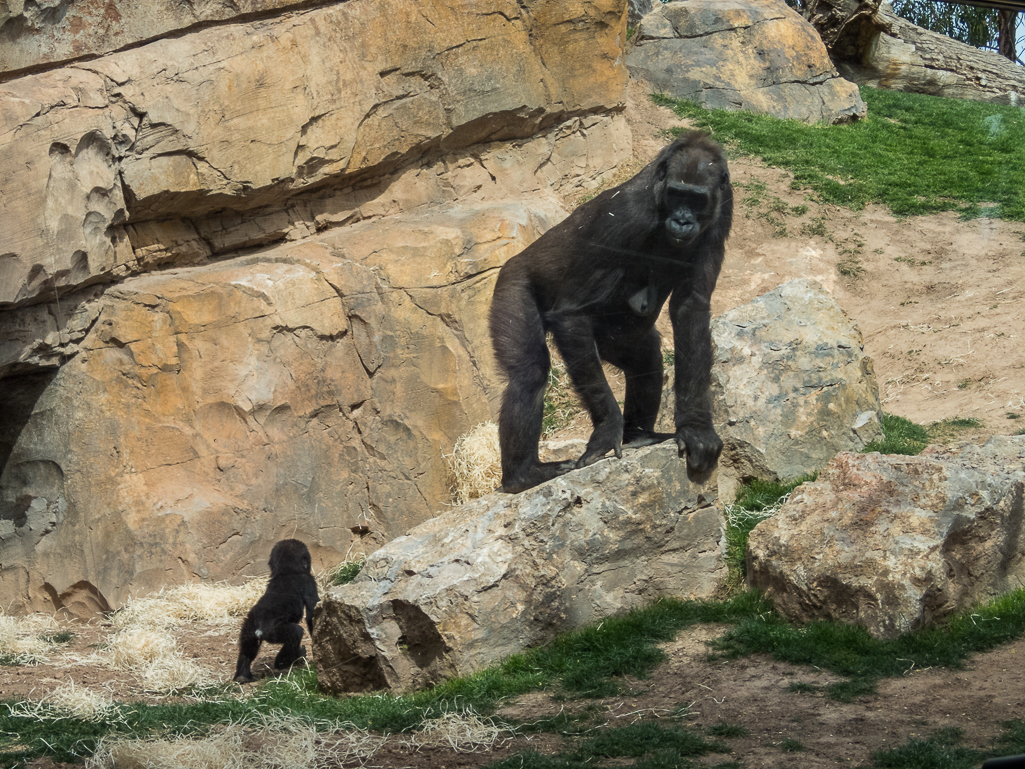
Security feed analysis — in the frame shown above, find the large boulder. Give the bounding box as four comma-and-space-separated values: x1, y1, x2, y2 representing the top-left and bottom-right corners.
680, 279, 883, 501
747, 436, 1025, 638
314, 442, 723, 694
627, 0, 866, 124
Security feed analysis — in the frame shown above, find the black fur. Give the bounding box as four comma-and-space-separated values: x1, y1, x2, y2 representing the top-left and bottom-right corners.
233, 539, 320, 683
489, 131, 733, 493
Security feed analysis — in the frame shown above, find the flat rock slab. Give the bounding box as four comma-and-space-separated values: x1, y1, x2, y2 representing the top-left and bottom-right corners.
314, 443, 724, 694
748, 436, 1025, 638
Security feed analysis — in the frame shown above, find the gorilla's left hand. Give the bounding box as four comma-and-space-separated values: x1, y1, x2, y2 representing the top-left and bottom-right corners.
675, 426, 723, 474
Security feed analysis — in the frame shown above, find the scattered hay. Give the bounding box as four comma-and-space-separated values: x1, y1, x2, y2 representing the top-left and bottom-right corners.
102, 627, 218, 694
6, 681, 124, 724
54, 579, 266, 694
111, 580, 266, 633
408, 712, 509, 753
85, 712, 508, 769
447, 421, 502, 503
0, 611, 62, 664
86, 713, 385, 769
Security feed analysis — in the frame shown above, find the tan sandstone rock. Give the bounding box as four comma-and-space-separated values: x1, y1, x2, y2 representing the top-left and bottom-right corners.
0, 0, 628, 308
314, 442, 723, 695
0, 0, 318, 76
0, 201, 565, 612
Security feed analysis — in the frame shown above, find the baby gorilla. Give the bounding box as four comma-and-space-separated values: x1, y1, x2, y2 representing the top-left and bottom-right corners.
233, 539, 319, 683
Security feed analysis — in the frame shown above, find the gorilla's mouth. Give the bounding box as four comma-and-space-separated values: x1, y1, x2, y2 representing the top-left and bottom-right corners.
665, 219, 698, 246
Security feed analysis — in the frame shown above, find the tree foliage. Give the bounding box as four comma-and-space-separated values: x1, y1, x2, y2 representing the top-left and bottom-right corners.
890, 1, 1020, 62
891, 0, 999, 49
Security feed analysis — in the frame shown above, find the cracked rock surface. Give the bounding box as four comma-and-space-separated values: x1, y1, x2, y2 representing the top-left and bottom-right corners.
748, 435, 1025, 638
626, 0, 866, 124
708, 279, 884, 502
0, 0, 630, 612
0, 202, 564, 611
0, 0, 628, 308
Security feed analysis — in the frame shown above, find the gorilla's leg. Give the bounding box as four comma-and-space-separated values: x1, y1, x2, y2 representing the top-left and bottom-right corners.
233, 615, 262, 683
601, 327, 671, 447
491, 274, 575, 492
272, 623, 306, 669
551, 317, 624, 468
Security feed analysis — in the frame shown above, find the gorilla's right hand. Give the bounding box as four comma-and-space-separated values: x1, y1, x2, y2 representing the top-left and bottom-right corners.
675, 426, 723, 475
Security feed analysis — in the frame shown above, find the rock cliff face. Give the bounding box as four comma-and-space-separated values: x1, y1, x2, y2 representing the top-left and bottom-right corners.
0, 0, 628, 310
0, 0, 631, 612
0, 0, 323, 75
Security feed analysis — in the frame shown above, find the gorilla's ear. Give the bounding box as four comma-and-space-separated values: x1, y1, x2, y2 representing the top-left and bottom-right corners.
656, 159, 668, 182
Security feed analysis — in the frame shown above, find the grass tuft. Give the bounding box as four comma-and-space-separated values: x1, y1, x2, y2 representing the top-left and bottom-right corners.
485, 722, 728, 768
328, 559, 366, 587
722, 476, 815, 593
707, 722, 750, 738
542, 363, 582, 436
863, 412, 930, 455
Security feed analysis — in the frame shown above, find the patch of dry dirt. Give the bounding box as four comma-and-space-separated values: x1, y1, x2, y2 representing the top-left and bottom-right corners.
6, 81, 1025, 767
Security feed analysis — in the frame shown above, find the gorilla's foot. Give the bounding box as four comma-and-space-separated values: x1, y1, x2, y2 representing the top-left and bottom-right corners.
501, 460, 576, 494
623, 429, 674, 448
275, 644, 308, 669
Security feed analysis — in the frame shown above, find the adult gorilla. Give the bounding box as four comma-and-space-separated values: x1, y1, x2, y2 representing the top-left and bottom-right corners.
489, 131, 733, 493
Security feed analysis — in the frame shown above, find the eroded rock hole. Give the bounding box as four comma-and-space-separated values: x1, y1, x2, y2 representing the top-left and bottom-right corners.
392, 599, 449, 670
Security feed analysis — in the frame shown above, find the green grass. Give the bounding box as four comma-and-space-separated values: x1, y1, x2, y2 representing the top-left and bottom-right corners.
542, 363, 581, 435
5, 589, 1025, 767
733, 477, 813, 514
860, 413, 986, 455
485, 722, 729, 769
869, 721, 1025, 769
0, 593, 770, 767
656, 86, 1025, 221
927, 416, 984, 443
779, 737, 805, 752
722, 476, 815, 592
707, 722, 750, 738
711, 588, 1025, 701
863, 412, 930, 455
38, 630, 75, 645
329, 559, 365, 586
